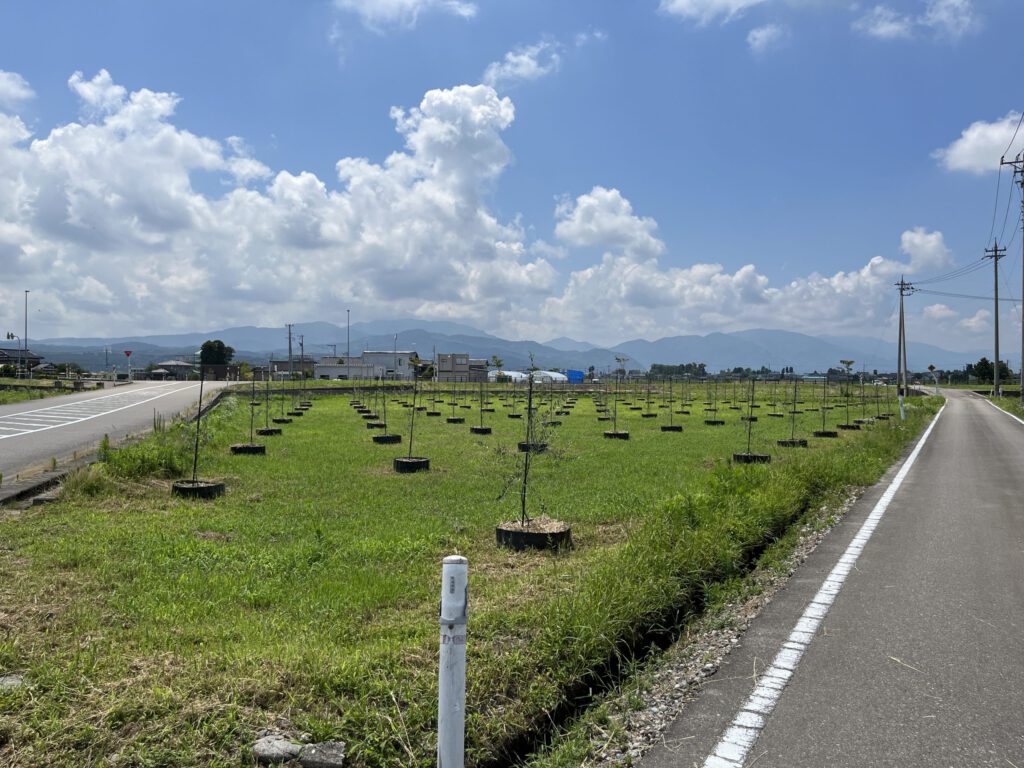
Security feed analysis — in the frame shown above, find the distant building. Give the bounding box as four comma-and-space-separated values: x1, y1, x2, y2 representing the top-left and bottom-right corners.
269, 357, 316, 379
0, 346, 43, 374
154, 360, 195, 380
436, 353, 488, 382
313, 351, 414, 380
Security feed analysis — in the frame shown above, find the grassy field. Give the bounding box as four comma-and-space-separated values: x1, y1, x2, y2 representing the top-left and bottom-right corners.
0, 379, 73, 405
0, 381, 940, 767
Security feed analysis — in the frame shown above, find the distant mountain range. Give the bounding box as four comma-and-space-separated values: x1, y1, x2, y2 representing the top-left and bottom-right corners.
31, 321, 986, 374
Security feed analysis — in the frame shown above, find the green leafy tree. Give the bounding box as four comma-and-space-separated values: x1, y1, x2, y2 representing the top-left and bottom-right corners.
199, 339, 235, 366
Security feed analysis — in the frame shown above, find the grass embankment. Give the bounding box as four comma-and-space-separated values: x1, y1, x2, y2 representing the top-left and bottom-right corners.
0, 379, 70, 405
0, 384, 940, 767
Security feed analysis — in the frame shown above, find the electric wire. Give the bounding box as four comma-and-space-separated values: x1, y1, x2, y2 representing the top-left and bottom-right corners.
1002, 110, 1024, 158
912, 258, 989, 285
914, 288, 1020, 304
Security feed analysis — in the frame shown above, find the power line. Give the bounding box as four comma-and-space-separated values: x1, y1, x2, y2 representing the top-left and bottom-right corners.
1002, 111, 1024, 157
912, 258, 989, 285
915, 288, 1019, 303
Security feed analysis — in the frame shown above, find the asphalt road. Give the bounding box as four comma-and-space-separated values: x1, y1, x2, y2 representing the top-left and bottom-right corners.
640, 389, 1024, 767
0, 381, 225, 481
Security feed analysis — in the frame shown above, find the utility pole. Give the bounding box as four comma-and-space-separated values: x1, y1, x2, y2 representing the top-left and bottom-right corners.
346, 309, 350, 381
896, 277, 913, 420
984, 240, 1006, 396
1002, 153, 1024, 403
286, 323, 294, 382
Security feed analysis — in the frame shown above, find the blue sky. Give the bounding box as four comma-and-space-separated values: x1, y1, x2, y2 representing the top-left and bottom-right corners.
1, 0, 1022, 357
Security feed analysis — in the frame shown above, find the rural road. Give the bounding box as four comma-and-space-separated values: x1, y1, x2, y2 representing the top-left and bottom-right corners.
640, 388, 1024, 767
0, 381, 225, 482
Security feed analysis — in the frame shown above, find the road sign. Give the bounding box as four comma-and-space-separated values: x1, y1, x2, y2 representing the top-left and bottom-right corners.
124, 350, 132, 358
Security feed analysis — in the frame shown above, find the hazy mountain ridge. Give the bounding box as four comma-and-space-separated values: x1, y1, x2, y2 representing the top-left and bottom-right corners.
30, 323, 986, 373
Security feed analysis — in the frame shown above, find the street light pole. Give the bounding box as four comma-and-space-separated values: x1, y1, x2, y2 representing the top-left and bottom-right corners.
346, 309, 350, 382
24, 289, 29, 380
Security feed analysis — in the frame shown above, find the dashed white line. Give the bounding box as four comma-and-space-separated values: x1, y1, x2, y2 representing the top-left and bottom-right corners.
702, 404, 947, 768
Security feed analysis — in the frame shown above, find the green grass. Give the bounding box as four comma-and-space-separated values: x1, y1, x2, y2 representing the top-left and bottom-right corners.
0, 383, 940, 767
0, 379, 71, 405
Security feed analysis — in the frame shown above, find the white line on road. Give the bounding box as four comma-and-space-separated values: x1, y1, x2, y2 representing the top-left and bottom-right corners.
980, 397, 1024, 428
703, 404, 947, 768
0, 383, 200, 441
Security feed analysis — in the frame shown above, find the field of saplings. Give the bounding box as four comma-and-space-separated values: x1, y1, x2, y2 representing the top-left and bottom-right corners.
0, 378, 940, 767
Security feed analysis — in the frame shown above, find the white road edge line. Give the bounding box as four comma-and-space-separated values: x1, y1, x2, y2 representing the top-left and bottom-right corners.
980, 397, 1024, 428
703, 403, 947, 768
0, 384, 201, 441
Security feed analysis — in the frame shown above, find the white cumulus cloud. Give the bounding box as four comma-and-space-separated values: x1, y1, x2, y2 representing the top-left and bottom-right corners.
959, 309, 990, 333
0, 69, 978, 351
0, 71, 34, 111
933, 112, 1024, 174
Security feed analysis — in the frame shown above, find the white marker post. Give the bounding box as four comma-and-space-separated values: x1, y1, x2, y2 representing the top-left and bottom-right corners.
438, 555, 468, 768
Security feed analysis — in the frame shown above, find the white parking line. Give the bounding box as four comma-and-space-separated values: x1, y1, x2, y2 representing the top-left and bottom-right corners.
0, 384, 199, 440
703, 404, 947, 768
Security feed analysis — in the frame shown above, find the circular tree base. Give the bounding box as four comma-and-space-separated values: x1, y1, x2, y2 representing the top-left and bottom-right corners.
366, 422, 386, 429
256, 428, 283, 436
838, 424, 861, 431
373, 434, 402, 444
447, 417, 466, 424
876, 415, 891, 420
518, 441, 548, 453
287, 411, 304, 417
470, 426, 492, 435
543, 420, 562, 427
853, 418, 872, 425
299, 401, 312, 408
394, 456, 430, 473
814, 430, 840, 438
733, 452, 771, 464
555, 410, 571, 416
676, 410, 691, 415
360, 413, 378, 420
415, 406, 427, 412
496, 517, 572, 551
603, 430, 630, 440
482, 407, 496, 413
661, 425, 683, 432
508, 414, 523, 419
426, 411, 442, 416
741, 416, 758, 422
171, 479, 225, 499
272, 418, 292, 424
628, 406, 643, 411
704, 419, 726, 426
230, 443, 266, 455
641, 413, 658, 419
597, 416, 611, 422
777, 438, 808, 448
768, 413, 785, 418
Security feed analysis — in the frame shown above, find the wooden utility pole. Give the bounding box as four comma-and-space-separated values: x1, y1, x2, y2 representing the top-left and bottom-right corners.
1001, 153, 1024, 403
983, 241, 1006, 396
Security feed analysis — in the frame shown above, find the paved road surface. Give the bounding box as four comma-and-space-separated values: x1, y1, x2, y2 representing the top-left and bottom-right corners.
640, 389, 1024, 767
0, 381, 225, 481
